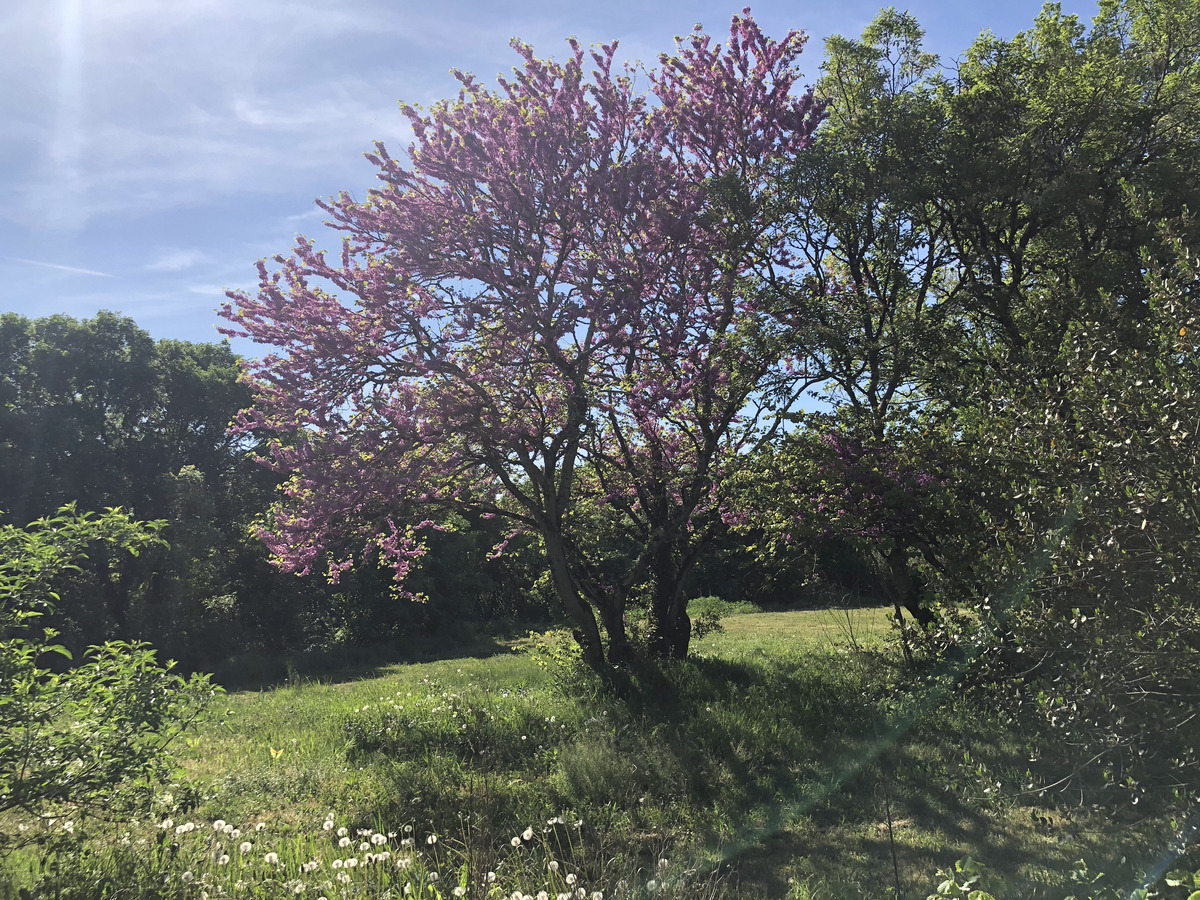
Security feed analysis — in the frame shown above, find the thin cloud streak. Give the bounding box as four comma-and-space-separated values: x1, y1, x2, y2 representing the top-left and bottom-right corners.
8, 256, 114, 277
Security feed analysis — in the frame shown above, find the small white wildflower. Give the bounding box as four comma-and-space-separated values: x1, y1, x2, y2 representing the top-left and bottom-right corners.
404, 824, 413, 833
222, 823, 234, 835
511, 836, 521, 847
359, 841, 370, 852
332, 860, 343, 869
549, 861, 559, 872
265, 852, 279, 864
213, 820, 226, 831
426, 834, 438, 845
239, 841, 253, 854
371, 833, 387, 845
346, 857, 358, 869
337, 827, 348, 838
429, 871, 439, 883
522, 827, 534, 841
323, 820, 335, 831
566, 874, 577, 885
218, 854, 230, 865
339, 836, 351, 848
230, 828, 241, 839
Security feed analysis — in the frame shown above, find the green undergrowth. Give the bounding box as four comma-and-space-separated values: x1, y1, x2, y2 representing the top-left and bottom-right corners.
0, 607, 1184, 898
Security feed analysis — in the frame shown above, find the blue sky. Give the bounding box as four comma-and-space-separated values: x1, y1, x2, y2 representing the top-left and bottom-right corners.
2, 0, 1098, 355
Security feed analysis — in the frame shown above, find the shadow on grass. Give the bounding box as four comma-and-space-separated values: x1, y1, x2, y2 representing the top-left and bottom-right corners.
210, 619, 540, 690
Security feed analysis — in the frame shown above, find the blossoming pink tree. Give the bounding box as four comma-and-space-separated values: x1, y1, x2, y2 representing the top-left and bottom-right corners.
221, 11, 821, 669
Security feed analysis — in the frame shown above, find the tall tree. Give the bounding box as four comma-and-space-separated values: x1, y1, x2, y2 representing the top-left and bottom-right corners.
221, 13, 821, 668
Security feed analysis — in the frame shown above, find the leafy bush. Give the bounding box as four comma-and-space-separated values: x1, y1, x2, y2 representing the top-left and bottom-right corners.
0, 507, 218, 850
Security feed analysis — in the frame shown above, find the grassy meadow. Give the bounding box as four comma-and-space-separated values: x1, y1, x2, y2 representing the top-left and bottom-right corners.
0, 604, 1180, 899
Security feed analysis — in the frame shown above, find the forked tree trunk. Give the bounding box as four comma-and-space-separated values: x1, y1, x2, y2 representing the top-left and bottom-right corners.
543, 532, 607, 671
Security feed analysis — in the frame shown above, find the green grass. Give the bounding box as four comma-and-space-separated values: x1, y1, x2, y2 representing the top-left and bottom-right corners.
0, 607, 1179, 899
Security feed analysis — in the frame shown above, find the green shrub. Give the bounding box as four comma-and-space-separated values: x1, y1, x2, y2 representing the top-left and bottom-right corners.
0, 507, 218, 851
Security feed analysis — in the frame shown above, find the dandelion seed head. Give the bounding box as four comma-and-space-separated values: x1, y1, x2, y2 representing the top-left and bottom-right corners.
337, 827, 348, 837
239, 841, 253, 854
346, 857, 358, 868
339, 837, 351, 848
181, 871, 194, 884
549, 861, 559, 872
522, 827, 534, 841
371, 833, 387, 845
265, 852, 279, 864
218, 854, 230, 865
323, 820, 334, 831
213, 820, 226, 831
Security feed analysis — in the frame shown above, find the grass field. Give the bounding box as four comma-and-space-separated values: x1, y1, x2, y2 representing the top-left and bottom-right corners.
0, 606, 1178, 898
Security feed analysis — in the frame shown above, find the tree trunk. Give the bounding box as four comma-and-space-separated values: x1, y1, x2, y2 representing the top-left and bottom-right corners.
647, 542, 691, 659
543, 532, 607, 671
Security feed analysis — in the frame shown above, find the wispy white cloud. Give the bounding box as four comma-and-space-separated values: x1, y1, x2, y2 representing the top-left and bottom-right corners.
8, 256, 113, 277
145, 248, 208, 271
187, 284, 229, 296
